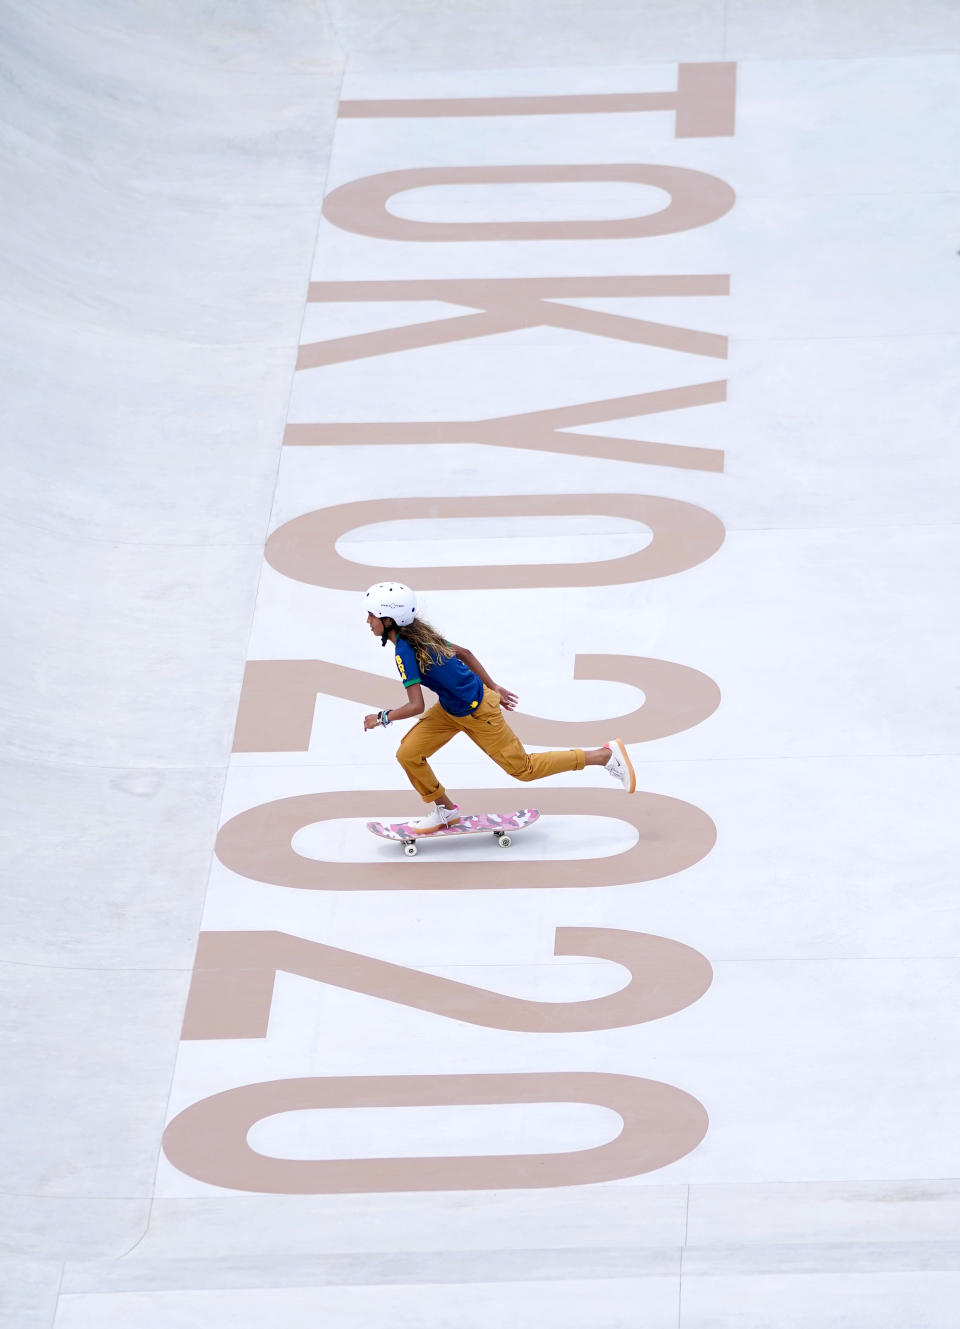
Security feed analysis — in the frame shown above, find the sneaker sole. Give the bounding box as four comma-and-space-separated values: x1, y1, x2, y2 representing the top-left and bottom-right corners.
610, 738, 636, 794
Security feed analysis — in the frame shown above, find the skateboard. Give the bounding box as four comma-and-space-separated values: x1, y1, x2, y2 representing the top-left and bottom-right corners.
367, 809, 540, 857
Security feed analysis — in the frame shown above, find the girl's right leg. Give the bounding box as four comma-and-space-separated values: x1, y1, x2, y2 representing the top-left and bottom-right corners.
396, 703, 460, 803
461, 688, 586, 780
461, 689, 636, 792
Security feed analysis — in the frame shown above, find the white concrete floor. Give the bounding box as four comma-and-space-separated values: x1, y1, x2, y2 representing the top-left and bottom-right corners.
2, 3, 959, 1327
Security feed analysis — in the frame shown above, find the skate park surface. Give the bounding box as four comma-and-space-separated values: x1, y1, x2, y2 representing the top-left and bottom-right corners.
3, 2, 960, 1326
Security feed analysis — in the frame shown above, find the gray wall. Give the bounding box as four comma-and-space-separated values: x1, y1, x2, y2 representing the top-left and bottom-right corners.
0, 3, 342, 1320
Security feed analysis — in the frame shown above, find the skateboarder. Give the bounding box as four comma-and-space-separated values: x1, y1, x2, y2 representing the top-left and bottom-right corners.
362, 581, 636, 834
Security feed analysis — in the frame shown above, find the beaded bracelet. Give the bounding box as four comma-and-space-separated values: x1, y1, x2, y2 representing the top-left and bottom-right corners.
378, 709, 392, 726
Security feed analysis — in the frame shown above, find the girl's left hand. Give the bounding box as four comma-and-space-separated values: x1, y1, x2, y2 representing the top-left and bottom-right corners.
495, 686, 519, 711
363, 713, 381, 731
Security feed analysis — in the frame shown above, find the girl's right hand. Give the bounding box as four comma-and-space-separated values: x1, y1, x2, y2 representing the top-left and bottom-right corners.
495, 686, 518, 711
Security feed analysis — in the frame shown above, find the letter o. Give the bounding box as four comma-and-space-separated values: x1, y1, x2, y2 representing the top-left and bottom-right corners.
322, 164, 735, 241
264, 495, 725, 590
163, 1072, 708, 1192
215, 788, 716, 891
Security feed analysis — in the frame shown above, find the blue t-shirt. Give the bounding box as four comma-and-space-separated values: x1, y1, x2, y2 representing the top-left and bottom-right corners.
394, 637, 484, 717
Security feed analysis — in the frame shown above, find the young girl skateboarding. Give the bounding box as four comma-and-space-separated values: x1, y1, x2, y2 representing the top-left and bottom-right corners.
362, 581, 636, 834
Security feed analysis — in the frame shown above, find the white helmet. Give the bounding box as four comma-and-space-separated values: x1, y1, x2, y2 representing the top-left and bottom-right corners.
363, 581, 417, 627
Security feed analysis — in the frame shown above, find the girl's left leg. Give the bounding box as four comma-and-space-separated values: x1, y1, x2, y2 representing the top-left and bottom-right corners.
396, 702, 460, 803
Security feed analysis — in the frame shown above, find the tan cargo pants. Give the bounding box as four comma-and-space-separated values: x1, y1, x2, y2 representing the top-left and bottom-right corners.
397, 686, 585, 803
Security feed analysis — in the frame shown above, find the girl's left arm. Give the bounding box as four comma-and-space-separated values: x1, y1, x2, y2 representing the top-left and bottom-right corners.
451, 644, 518, 711
363, 682, 425, 730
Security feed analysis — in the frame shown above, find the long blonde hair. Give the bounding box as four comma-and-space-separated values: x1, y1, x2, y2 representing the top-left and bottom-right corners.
395, 617, 455, 674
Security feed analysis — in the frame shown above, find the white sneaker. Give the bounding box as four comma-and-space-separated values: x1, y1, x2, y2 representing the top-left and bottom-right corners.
409, 803, 462, 835
603, 739, 636, 793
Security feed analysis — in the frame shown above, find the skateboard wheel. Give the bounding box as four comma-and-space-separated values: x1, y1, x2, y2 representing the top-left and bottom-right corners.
497, 834, 512, 848
403, 842, 418, 857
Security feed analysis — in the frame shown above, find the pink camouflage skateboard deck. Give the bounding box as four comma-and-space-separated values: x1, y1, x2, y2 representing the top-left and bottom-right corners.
367, 809, 540, 856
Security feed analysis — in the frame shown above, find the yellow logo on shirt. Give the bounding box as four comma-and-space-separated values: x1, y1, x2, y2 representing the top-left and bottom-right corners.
395, 653, 407, 682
